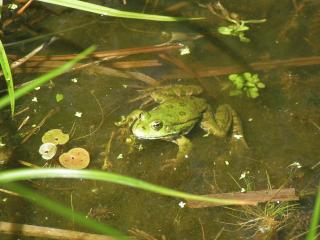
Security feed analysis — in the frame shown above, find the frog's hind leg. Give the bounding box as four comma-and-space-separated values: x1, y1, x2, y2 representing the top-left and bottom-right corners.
161, 136, 192, 170
200, 104, 248, 148
200, 104, 233, 137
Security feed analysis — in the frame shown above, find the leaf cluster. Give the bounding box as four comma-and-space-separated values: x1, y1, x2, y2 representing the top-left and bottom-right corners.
228, 72, 266, 99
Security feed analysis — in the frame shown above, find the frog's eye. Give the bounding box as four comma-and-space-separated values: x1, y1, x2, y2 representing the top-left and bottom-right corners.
151, 120, 163, 131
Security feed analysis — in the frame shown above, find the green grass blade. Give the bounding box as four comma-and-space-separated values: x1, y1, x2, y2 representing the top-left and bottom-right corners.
0, 168, 250, 206
0, 40, 15, 115
6, 182, 128, 240
306, 182, 320, 240
37, 0, 204, 21
0, 46, 96, 110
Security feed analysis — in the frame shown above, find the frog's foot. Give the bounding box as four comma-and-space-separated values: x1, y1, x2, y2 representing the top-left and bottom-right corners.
160, 158, 181, 171
160, 136, 192, 171
229, 108, 249, 151
200, 104, 249, 148
200, 104, 233, 137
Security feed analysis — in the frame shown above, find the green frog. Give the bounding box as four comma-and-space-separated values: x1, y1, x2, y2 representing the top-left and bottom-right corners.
116, 85, 247, 170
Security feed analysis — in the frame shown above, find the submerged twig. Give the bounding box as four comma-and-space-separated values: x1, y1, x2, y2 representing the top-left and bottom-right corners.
21, 108, 59, 143
162, 55, 320, 80
187, 188, 299, 208
0, 221, 115, 240
8, 44, 183, 61
3, 0, 35, 28
102, 131, 115, 170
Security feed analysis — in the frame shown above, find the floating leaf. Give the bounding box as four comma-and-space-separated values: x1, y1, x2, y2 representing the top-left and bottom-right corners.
229, 90, 242, 96
39, 143, 57, 160
42, 129, 69, 145
59, 147, 90, 169
55, 93, 64, 102
257, 82, 266, 88
218, 26, 233, 35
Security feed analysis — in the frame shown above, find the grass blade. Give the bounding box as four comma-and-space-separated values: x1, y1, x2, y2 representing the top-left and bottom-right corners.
0, 45, 96, 110
0, 40, 15, 115
0, 168, 251, 206
306, 182, 320, 240
6, 182, 128, 240
37, 0, 204, 21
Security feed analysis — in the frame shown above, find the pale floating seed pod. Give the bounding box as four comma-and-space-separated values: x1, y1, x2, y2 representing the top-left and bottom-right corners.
39, 143, 57, 160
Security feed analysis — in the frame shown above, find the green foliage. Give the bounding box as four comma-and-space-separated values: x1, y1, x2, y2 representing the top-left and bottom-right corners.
55, 93, 64, 102
0, 168, 251, 206
0, 46, 96, 110
218, 19, 266, 43
0, 40, 15, 115
37, 0, 203, 22
228, 72, 265, 99
6, 182, 128, 239
306, 182, 320, 240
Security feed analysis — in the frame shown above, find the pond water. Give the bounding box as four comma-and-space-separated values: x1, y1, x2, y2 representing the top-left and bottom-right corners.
1, 0, 320, 239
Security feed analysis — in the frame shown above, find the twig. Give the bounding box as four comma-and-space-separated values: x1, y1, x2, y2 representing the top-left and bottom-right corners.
102, 131, 115, 170
8, 44, 183, 61
199, 218, 206, 240
162, 55, 320, 80
0, 188, 20, 197
21, 108, 59, 143
187, 188, 299, 208
0, 221, 115, 240
3, 0, 34, 28
0, 37, 57, 77
213, 227, 225, 240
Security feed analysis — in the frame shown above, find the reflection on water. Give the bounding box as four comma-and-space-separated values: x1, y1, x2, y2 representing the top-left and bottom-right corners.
1, 0, 320, 239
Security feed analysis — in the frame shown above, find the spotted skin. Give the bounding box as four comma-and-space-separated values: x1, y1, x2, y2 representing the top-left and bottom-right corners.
116, 85, 247, 170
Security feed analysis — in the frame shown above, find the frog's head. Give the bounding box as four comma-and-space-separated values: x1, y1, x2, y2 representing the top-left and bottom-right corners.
132, 112, 173, 140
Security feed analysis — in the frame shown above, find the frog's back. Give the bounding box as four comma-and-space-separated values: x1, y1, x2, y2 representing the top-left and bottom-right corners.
152, 96, 207, 123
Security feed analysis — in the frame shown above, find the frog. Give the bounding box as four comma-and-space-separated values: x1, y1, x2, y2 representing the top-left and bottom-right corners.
115, 84, 247, 170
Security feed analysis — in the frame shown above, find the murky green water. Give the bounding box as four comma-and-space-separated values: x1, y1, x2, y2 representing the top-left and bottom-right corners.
1, 0, 320, 239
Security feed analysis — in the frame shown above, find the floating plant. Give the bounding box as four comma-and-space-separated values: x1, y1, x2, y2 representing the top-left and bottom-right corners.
218, 19, 266, 43
228, 72, 266, 99
39, 142, 57, 160
59, 147, 90, 169
42, 129, 69, 145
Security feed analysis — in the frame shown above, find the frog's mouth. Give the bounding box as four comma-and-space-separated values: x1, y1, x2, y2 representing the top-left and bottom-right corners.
132, 127, 173, 140
132, 124, 189, 140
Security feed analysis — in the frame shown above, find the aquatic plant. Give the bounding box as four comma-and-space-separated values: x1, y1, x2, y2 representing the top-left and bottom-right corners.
0, 168, 251, 206
42, 129, 69, 145
306, 182, 320, 240
37, 0, 203, 22
199, 2, 265, 43
39, 142, 57, 160
228, 72, 266, 99
59, 147, 90, 169
0, 46, 95, 110
218, 19, 266, 43
233, 202, 299, 238
0, 40, 14, 115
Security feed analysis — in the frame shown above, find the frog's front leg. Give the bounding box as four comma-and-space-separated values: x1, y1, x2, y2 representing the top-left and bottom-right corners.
161, 136, 192, 170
